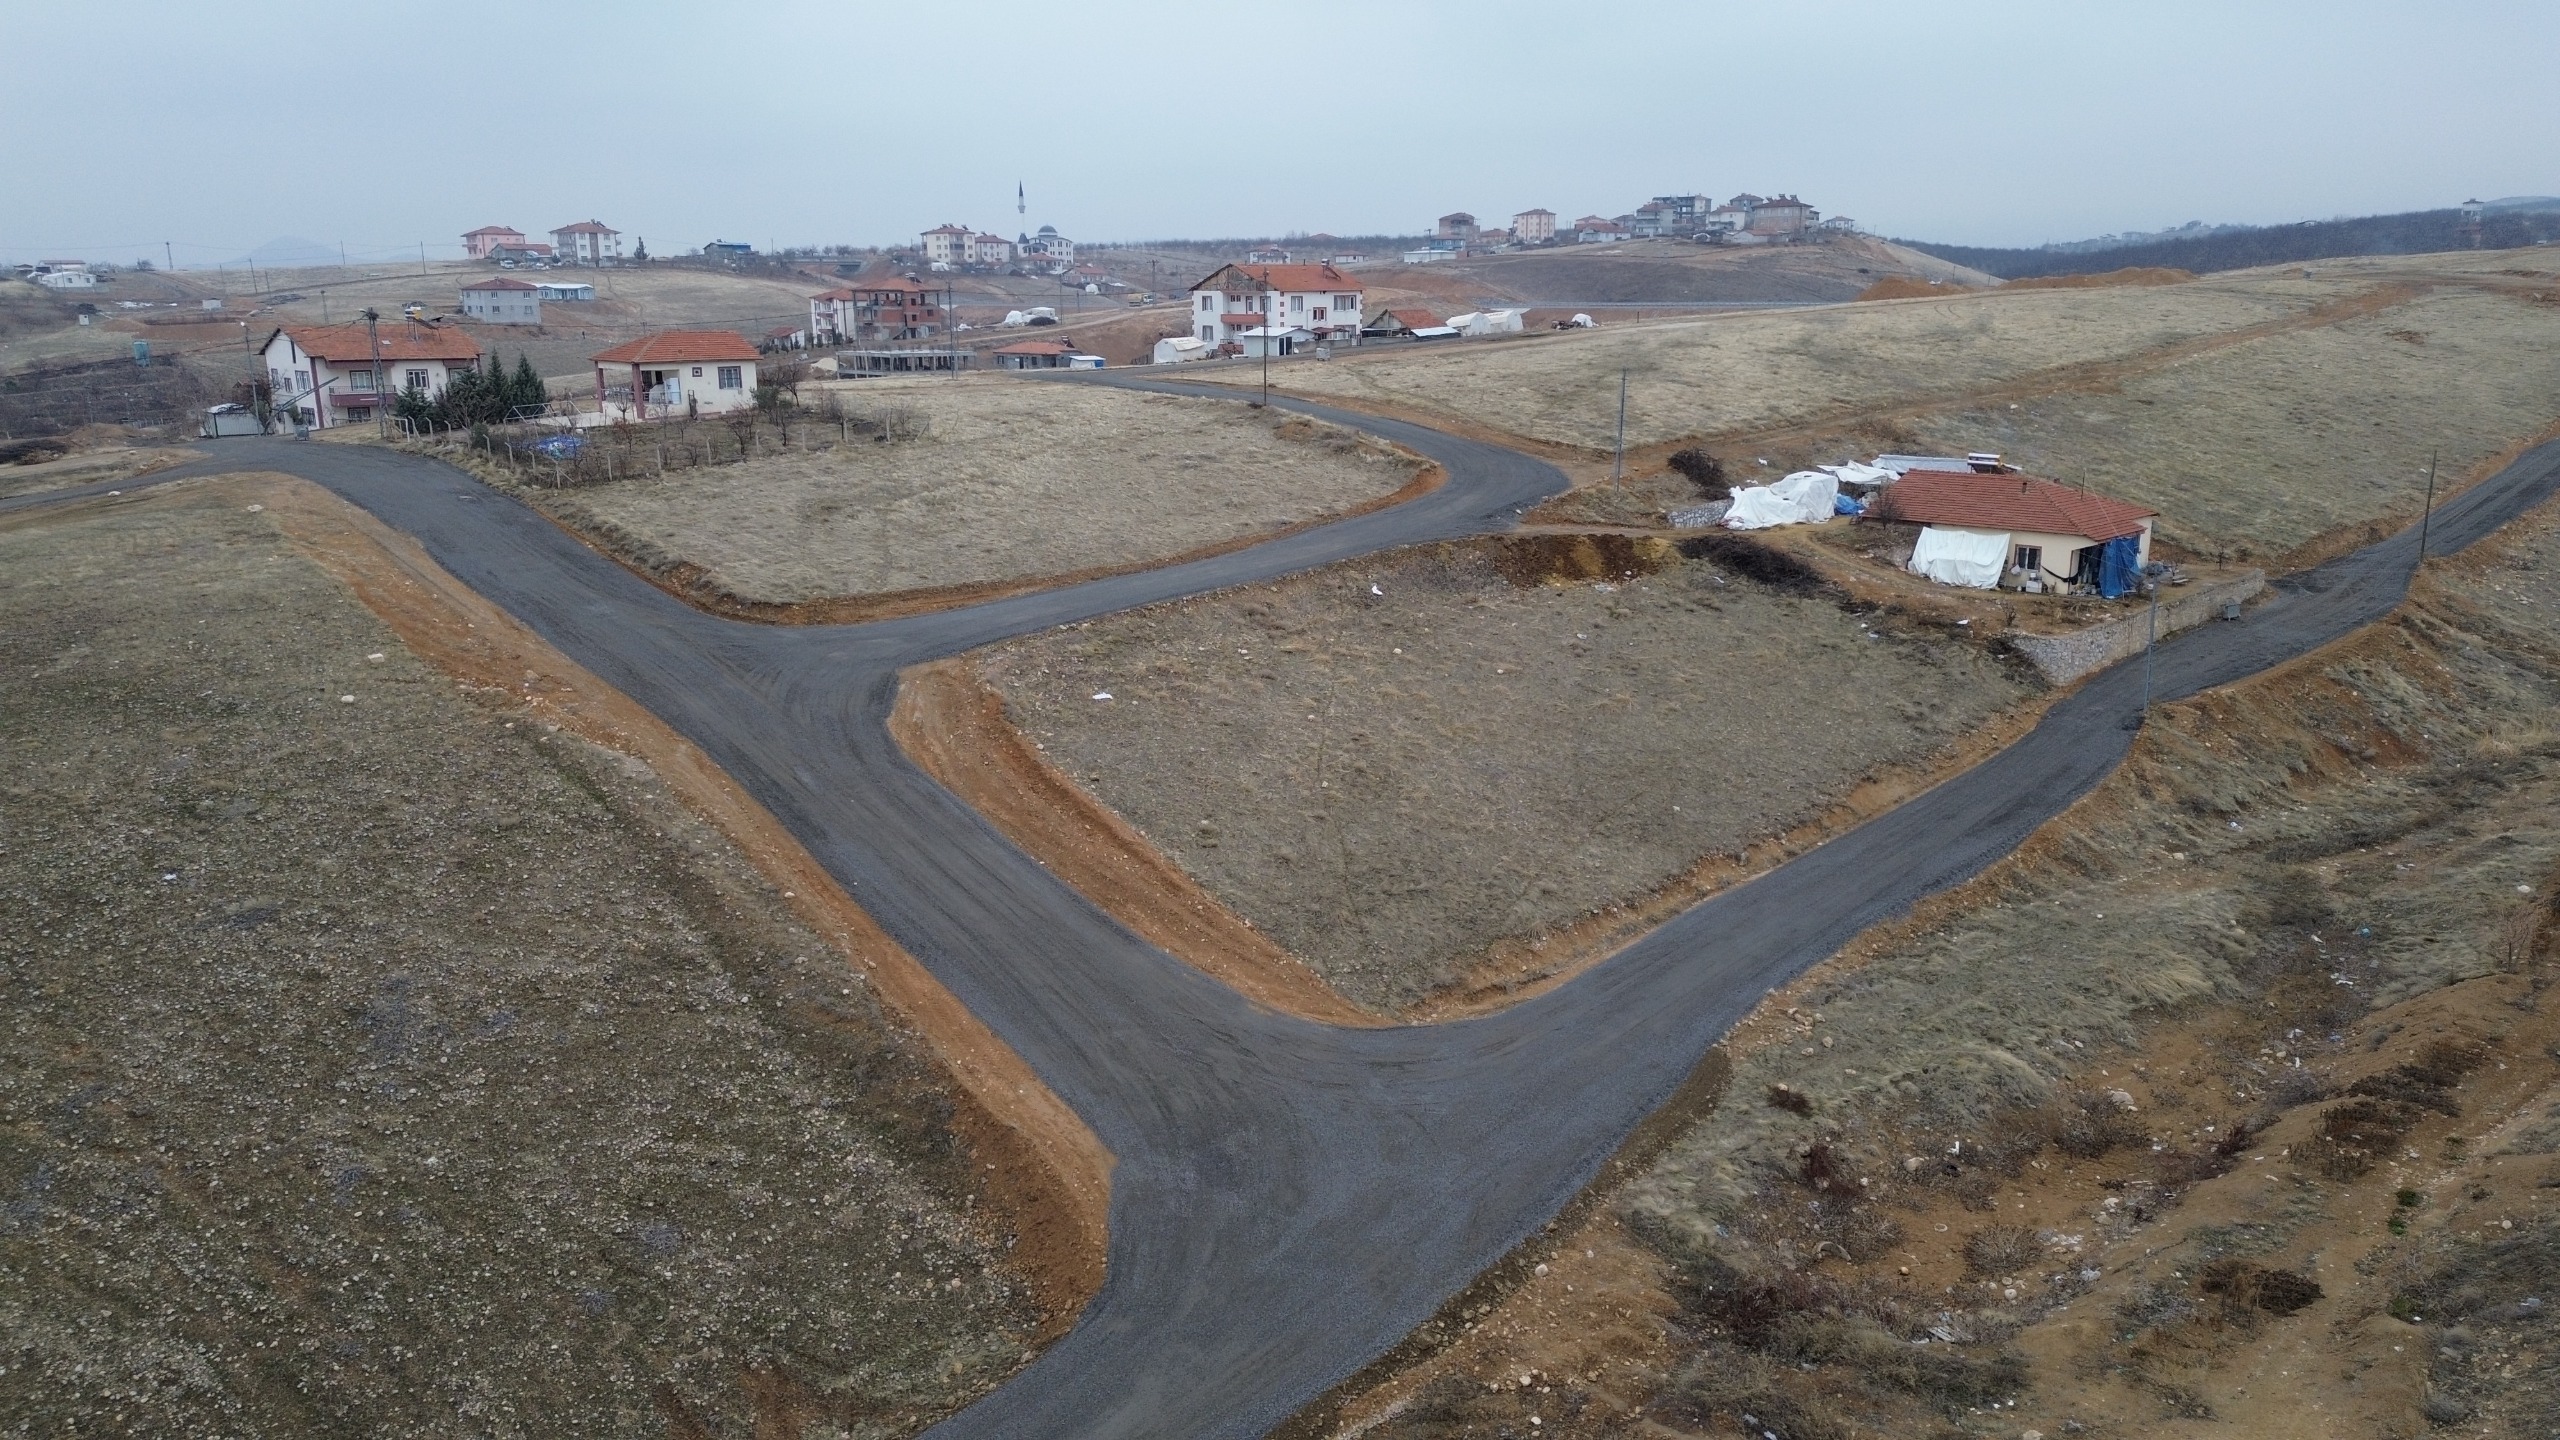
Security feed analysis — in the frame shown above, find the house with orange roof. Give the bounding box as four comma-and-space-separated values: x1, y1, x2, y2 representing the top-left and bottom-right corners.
462, 225, 526, 260
808, 276, 947, 346
1873, 469, 2156, 594
259, 322, 484, 430
919, 224, 972, 267
1184, 261, 1365, 347
590, 331, 759, 420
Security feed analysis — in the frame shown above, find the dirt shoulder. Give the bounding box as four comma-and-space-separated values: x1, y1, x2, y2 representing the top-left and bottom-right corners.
495, 379, 1428, 615
0, 477, 1104, 1435
967, 532, 2044, 1016
1305, 477, 2560, 1439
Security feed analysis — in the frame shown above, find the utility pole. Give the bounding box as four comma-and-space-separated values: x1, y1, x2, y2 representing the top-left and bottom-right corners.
2138, 582, 2160, 727
164, 240, 174, 273
1613, 368, 1629, 480
363, 308, 385, 440
2415, 446, 2440, 568
1259, 270, 1272, 408
419, 242, 428, 276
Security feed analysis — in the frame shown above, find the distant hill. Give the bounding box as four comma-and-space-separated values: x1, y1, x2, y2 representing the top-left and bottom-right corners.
1898, 204, 2560, 279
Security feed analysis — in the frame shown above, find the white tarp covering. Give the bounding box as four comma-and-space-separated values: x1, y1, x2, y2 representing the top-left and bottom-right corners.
1820, 461, 1897, 490
1153, 336, 1208, 364
1447, 309, 1527, 337
1722, 470, 1839, 529
1909, 526, 2008, 588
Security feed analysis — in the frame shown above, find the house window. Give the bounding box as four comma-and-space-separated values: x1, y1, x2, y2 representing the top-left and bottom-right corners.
1312, 307, 1327, 321
2013, 544, 2043, 574
405, 368, 430, 391
1290, 294, 1304, 312
1200, 326, 1214, 343
294, 370, 311, 392
1200, 294, 1215, 312
350, 370, 375, 392
717, 365, 743, 390
1336, 295, 1356, 309
346, 406, 372, 422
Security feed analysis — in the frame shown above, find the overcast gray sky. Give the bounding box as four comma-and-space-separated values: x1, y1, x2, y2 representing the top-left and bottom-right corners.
5, 0, 2552, 266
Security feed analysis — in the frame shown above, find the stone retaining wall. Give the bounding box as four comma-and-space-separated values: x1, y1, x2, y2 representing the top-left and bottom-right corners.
2008, 570, 2267, 685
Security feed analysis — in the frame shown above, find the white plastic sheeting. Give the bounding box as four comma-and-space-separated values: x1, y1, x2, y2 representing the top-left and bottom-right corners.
1909, 526, 2009, 588
1722, 470, 1839, 529
1820, 461, 1897, 491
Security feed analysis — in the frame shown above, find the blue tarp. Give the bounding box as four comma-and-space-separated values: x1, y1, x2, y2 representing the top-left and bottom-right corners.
1832, 493, 1864, 516
2095, 534, 2142, 598
530, 435, 586, 459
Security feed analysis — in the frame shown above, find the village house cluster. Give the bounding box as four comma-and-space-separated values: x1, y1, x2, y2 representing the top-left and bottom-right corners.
914, 222, 1076, 273
1407, 193, 1854, 261
460, 221, 631, 268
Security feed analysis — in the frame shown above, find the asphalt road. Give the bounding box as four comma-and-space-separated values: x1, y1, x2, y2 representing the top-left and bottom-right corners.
16, 409, 2558, 1438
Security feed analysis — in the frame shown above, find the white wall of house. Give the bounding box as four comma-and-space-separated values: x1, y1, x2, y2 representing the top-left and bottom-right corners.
1184, 271, 1363, 347
595, 358, 757, 421
261, 333, 472, 431
921, 228, 969, 265
460, 287, 542, 325
551, 227, 621, 265
1921, 521, 2153, 590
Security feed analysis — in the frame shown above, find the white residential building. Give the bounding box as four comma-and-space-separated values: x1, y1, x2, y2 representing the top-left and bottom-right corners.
1019, 224, 1074, 265
920, 225, 972, 266
549, 220, 622, 266
1512, 208, 1557, 245
459, 277, 542, 325
1186, 262, 1364, 347
260, 322, 484, 430
968, 232, 1013, 265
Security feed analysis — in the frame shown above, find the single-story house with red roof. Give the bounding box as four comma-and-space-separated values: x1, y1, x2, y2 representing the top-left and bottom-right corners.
459, 277, 541, 325
591, 331, 759, 419
1873, 469, 2157, 594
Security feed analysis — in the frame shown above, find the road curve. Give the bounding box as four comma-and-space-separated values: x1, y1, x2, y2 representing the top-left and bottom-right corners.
15, 403, 2559, 1437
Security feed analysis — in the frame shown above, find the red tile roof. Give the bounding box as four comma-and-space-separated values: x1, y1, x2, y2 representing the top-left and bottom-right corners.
552, 220, 617, 234
992, 339, 1075, 356
462, 278, 538, 292
1874, 470, 2156, 541
591, 330, 759, 364
463, 225, 524, 238
1374, 308, 1443, 329
1195, 261, 1361, 295
272, 323, 483, 364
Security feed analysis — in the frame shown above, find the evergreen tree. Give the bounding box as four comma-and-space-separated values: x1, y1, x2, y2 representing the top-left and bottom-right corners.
633, 236, 648, 262
512, 354, 548, 415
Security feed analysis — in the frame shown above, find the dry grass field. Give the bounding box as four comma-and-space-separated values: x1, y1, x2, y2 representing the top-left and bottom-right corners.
1334, 458, 2560, 1440
981, 535, 2038, 1012
533, 379, 1423, 604
1911, 286, 2560, 561
1212, 274, 2324, 450
0, 487, 1038, 1435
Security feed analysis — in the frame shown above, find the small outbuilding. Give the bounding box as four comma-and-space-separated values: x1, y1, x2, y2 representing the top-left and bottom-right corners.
1874, 469, 2157, 595
1234, 325, 1314, 358
1152, 335, 1210, 364
1360, 307, 1444, 341
992, 338, 1077, 370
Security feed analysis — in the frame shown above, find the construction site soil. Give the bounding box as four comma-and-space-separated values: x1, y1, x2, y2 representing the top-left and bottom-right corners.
0, 481, 1052, 1436
1308, 470, 2560, 1439
976, 532, 2041, 1014
521, 380, 1428, 612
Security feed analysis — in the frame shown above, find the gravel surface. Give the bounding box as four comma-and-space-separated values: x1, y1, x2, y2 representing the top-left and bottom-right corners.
0, 490, 1035, 1435
985, 538, 2036, 1010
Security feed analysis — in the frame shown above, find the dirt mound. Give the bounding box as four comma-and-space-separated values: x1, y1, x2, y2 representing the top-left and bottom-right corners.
1490, 531, 1679, 586
1676, 532, 1829, 593
2002, 266, 2196, 291
1855, 275, 1975, 302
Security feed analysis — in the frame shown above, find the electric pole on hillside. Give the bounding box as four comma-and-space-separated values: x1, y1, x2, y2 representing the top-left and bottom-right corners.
363, 308, 385, 439
1259, 270, 1272, 408
2415, 446, 2441, 569
1613, 368, 1629, 479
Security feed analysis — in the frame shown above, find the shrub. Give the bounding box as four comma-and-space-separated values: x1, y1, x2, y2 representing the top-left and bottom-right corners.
1962, 1223, 2043, 1279
2198, 1258, 2323, 1316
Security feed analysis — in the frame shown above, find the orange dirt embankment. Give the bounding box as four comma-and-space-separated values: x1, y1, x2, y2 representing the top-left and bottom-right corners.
1854, 275, 1977, 302
524, 460, 1446, 629
892, 657, 1381, 1027
179, 473, 1112, 1333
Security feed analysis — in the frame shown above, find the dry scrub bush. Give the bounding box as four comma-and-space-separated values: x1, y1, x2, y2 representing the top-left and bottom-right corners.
1961, 1223, 2044, 1280
2197, 1259, 2323, 1316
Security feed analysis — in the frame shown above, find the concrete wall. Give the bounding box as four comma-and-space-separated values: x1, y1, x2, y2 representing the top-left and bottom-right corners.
2007, 569, 2266, 685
